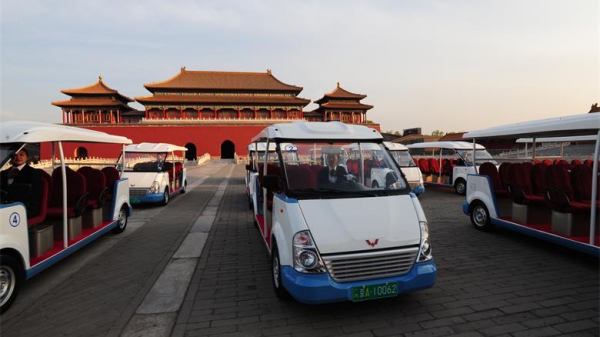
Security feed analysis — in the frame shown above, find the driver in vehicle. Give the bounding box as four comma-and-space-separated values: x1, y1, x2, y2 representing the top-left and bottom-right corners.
318, 153, 351, 186
0, 148, 42, 218
156, 153, 165, 171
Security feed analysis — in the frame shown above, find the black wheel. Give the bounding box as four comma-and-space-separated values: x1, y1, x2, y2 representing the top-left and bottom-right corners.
161, 188, 170, 206
111, 205, 128, 234
0, 255, 23, 314
248, 195, 253, 210
454, 178, 466, 195
271, 244, 289, 299
180, 180, 187, 194
371, 180, 379, 188
470, 201, 492, 231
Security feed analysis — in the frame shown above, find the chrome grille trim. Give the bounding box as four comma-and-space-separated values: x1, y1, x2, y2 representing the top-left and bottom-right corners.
130, 188, 149, 197
321, 246, 419, 282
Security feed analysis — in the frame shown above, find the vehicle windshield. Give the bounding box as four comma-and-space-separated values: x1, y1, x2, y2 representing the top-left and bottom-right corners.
124, 152, 169, 172
280, 141, 410, 198
457, 149, 497, 165
0, 143, 23, 169
389, 150, 417, 167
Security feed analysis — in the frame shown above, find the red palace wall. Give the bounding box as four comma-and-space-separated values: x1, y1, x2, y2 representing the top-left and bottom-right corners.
39, 123, 381, 160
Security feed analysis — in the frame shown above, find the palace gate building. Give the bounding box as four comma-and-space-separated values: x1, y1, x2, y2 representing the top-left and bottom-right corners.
51, 68, 378, 159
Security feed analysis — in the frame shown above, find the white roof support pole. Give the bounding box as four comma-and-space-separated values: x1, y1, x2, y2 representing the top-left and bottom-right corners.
589, 130, 599, 246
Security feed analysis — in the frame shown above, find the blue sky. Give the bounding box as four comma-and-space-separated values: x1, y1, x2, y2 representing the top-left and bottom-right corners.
1, 0, 598, 134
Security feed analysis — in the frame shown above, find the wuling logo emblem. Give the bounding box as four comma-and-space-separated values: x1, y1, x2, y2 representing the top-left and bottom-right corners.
366, 239, 379, 247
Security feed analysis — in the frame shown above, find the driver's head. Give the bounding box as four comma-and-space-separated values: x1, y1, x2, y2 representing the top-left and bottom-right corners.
11, 149, 29, 166
157, 154, 164, 161
326, 154, 339, 168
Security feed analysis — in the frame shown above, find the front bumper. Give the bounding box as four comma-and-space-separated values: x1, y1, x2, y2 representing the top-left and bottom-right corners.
281, 260, 437, 304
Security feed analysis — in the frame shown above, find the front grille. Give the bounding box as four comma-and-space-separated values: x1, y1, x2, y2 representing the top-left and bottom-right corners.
130, 188, 149, 197
321, 246, 419, 282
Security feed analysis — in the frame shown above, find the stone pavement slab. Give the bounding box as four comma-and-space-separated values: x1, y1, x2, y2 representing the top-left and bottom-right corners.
173, 171, 599, 337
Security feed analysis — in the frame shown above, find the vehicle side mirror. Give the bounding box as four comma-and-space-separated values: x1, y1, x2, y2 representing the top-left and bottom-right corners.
263, 175, 280, 190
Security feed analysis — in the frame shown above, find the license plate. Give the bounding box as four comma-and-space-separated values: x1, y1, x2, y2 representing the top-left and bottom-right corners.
130, 197, 140, 203
352, 282, 398, 301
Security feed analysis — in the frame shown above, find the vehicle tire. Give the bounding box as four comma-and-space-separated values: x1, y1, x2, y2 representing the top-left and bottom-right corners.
0, 255, 23, 314
161, 188, 169, 206
271, 243, 289, 299
470, 201, 492, 231
371, 180, 379, 188
248, 196, 253, 210
111, 205, 128, 234
180, 180, 187, 194
454, 178, 466, 195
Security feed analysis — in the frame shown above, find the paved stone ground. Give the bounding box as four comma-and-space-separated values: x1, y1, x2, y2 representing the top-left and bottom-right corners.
174, 166, 599, 337
0, 162, 233, 337
1, 163, 598, 337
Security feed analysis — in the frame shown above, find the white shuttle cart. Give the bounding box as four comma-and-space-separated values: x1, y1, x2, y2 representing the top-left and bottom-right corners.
245, 142, 276, 211
407, 141, 495, 195
0, 121, 132, 313
122, 143, 187, 206
383, 141, 424, 195
250, 121, 436, 304
463, 113, 599, 257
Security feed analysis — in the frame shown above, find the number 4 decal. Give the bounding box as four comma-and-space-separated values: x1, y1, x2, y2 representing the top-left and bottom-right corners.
10, 212, 21, 227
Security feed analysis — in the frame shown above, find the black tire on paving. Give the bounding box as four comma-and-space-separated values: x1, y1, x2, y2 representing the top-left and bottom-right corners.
470, 201, 492, 231
271, 243, 290, 299
111, 205, 128, 234
454, 178, 466, 195
0, 255, 22, 314
161, 188, 169, 206
371, 180, 379, 188
180, 180, 187, 194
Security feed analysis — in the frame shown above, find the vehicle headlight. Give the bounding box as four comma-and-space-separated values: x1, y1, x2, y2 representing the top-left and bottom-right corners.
293, 231, 326, 273
149, 181, 160, 193
418, 221, 433, 262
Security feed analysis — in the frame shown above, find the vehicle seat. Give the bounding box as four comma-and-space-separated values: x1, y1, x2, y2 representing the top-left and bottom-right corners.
531, 163, 548, 196
507, 163, 545, 205
78, 167, 108, 209
544, 164, 590, 213
427, 158, 440, 176
28, 169, 50, 226
479, 162, 507, 197
47, 167, 88, 218
498, 162, 512, 189
418, 158, 429, 175
101, 167, 120, 200
570, 164, 599, 205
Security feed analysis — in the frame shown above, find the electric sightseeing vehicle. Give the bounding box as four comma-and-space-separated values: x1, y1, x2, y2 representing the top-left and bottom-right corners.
245, 142, 276, 211
407, 141, 495, 195
383, 141, 424, 195
0, 121, 133, 313
121, 143, 187, 206
250, 121, 436, 304
463, 113, 599, 257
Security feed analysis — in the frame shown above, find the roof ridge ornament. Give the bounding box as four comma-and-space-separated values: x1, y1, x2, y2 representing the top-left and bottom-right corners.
267, 69, 271, 74
99, 76, 103, 82
181, 66, 186, 72
337, 82, 340, 87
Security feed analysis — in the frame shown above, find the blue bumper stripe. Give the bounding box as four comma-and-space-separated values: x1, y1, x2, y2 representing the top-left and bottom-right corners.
281, 260, 437, 304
